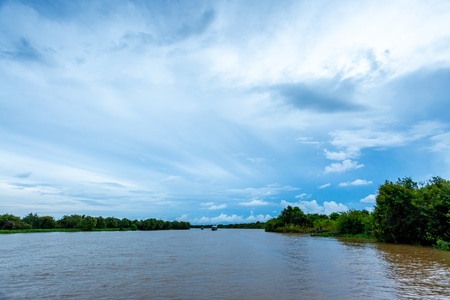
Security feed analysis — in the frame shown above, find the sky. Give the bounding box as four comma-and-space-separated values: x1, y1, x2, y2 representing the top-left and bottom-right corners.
1, 0, 450, 224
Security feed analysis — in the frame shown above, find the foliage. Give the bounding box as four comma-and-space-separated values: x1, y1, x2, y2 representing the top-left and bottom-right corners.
0, 213, 190, 233
415, 177, 450, 243
0, 214, 32, 229
373, 176, 450, 247
81, 216, 97, 231
39, 216, 57, 229
119, 218, 132, 229
22, 213, 41, 229
265, 175, 450, 249
58, 215, 83, 229
434, 239, 450, 251
373, 178, 419, 243
265, 206, 331, 233
337, 210, 372, 235
96, 216, 106, 229
105, 217, 120, 228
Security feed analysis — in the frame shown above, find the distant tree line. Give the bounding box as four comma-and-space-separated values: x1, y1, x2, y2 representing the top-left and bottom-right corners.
0, 213, 190, 231
265, 176, 450, 251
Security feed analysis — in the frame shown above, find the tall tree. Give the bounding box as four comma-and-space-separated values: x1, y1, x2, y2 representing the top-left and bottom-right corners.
373, 178, 420, 243
416, 176, 450, 243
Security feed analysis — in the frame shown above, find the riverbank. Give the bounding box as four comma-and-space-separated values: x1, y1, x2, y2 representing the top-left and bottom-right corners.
0, 228, 136, 234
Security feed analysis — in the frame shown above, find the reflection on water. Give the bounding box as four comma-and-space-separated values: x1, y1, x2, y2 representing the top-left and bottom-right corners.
376, 243, 450, 299
0, 230, 449, 299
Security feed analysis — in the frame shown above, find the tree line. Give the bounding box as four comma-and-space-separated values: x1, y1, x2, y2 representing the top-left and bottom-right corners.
0, 213, 190, 231
265, 176, 450, 250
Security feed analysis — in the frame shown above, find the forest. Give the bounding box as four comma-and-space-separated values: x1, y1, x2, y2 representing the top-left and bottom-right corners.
265, 176, 450, 251
0, 213, 190, 232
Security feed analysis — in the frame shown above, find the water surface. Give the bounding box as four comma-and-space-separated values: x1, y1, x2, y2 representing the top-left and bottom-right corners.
1, 229, 449, 299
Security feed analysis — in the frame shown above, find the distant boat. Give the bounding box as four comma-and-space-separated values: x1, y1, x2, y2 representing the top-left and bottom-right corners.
211, 225, 218, 231
200, 226, 204, 230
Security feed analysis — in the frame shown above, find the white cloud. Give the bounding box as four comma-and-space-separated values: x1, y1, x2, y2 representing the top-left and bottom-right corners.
228, 184, 299, 198
339, 179, 373, 187
201, 202, 227, 210
364, 206, 375, 212
280, 199, 348, 215
360, 194, 376, 203
209, 204, 227, 210
1, 1, 450, 221
208, 1, 450, 87
324, 159, 364, 174
295, 193, 311, 199
239, 199, 269, 206
323, 201, 349, 215
319, 183, 331, 189
176, 214, 189, 221
324, 149, 356, 161
328, 121, 447, 159
195, 213, 272, 224
429, 132, 450, 152
298, 137, 320, 146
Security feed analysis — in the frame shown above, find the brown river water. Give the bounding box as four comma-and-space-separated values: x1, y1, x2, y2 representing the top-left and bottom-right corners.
1, 229, 449, 299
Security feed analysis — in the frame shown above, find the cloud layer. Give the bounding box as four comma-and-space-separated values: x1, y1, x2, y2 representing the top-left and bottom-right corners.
1, 0, 450, 222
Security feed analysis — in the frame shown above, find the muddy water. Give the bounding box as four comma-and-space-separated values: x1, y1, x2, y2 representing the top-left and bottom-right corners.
1, 230, 449, 299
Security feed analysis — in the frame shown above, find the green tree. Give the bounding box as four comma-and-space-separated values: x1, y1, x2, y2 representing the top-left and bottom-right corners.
81, 216, 97, 231
22, 213, 41, 229
96, 216, 106, 229
280, 205, 294, 225
1, 214, 32, 229
373, 178, 420, 243
337, 210, 370, 235
264, 217, 283, 232
119, 218, 131, 229
58, 215, 83, 229
415, 176, 450, 243
329, 212, 340, 221
105, 217, 120, 228
39, 216, 57, 229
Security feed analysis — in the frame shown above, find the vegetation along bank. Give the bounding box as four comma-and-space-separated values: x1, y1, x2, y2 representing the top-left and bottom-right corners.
265, 177, 450, 251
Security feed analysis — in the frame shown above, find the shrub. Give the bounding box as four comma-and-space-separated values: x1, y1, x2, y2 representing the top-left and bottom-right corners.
434, 239, 450, 251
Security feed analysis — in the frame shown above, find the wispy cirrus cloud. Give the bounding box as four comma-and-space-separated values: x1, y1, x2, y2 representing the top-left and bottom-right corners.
295, 193, 311, 199
239, 199, 269, 207
318, 183, 331, 189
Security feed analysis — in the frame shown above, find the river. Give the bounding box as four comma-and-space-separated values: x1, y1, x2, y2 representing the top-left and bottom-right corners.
1, 229, 449, 299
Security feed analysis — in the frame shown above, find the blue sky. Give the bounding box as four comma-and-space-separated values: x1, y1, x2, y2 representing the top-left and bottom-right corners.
1, 0, 450, 224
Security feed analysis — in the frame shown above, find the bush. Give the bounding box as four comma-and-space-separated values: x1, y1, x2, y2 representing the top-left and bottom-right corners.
434, 239, 450, 251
